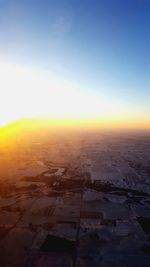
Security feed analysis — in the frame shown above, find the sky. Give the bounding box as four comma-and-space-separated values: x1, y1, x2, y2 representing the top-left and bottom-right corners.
0, 0, 150, 128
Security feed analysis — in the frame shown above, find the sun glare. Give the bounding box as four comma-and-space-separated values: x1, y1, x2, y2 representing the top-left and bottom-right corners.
0, 63, 149, 130
0, 62, 113, 127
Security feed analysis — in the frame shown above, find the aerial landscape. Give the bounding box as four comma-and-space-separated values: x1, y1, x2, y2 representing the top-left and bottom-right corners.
0, 0, 150, 266
0, 124, 150, 267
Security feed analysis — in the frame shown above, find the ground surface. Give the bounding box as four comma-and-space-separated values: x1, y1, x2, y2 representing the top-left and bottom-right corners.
0, 129, 150, 266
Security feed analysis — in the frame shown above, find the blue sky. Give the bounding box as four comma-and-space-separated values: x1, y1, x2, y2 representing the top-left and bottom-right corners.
0, 0, 150, 127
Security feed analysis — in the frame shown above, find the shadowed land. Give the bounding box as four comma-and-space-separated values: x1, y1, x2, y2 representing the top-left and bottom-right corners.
0, 120, 150, 267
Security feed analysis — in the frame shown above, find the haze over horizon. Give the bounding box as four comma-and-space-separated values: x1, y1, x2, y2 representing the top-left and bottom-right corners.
1, 3, 150, 266
0, 0, 150, 129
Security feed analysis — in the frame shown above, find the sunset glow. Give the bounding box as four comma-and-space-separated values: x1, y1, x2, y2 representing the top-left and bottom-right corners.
0, 2, 150, 266
0, 62, 105, 126
0, 0, 150, 131
0, 63, 149, 130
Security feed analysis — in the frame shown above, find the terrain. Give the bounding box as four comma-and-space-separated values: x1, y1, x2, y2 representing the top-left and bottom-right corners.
0, 121, 150, 267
